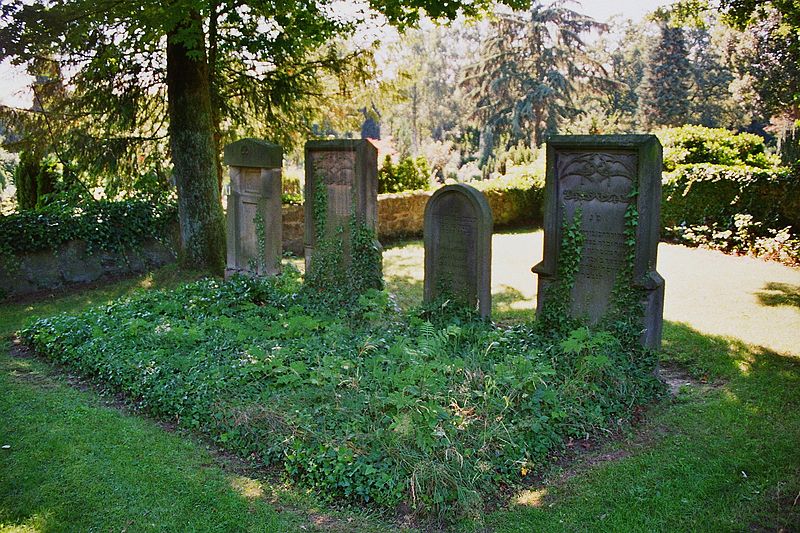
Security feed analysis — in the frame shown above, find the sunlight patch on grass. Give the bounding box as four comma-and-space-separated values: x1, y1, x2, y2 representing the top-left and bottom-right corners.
230, 476, 264, 500
0, 518, 46, 532
138, 274, 155, 290
515, 488, 549, 508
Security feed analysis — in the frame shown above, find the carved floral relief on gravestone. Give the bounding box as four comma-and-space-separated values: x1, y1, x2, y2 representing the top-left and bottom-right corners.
304, 140, 382, 293
424, 184, 493, 318
223, 139, 283, 278
533, 135, 664, 349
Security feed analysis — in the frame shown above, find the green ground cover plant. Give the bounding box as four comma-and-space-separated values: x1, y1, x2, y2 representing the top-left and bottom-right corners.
4, 235, 799, 530
21, 269, 661, 519
0, 197, 178, 267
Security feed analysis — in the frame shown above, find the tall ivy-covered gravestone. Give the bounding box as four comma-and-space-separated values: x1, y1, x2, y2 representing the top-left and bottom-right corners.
532, 135, 665, 349
424, 184, 493, 317
304, 139, 382, 292
223, 138, 283, 278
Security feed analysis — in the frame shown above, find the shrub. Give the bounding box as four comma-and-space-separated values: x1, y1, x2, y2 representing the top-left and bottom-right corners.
657, 125, 778, 171
14, 151, 60, 210
662, 163, 800, 265
0, 197, 178, 267
282, 175, 303, 205
378, 155, 431, 193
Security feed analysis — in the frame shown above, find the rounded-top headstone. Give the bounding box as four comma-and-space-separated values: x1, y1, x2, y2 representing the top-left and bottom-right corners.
424, 183, 493, 317
224, 138, 283, 169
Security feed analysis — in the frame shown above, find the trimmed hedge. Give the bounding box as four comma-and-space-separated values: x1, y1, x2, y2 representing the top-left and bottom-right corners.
658, 125, 777, 171
662, 164, 799, 231
662, 164, 800, 264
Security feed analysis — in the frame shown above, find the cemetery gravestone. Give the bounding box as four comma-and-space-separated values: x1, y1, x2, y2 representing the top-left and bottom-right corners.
224, 138, 283, 278
304, 139, 381, 290
424, 184, 493, 318
532, 135, 665, 349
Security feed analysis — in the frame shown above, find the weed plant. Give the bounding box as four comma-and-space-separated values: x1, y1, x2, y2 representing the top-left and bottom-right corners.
22, 269, 661, 519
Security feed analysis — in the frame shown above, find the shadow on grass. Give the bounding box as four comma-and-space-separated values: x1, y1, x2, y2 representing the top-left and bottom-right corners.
490, 321, 800, 532
755, 282, 800, 310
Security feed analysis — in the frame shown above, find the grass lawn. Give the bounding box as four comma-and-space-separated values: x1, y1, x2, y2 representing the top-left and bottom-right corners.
2, 229, 799, 531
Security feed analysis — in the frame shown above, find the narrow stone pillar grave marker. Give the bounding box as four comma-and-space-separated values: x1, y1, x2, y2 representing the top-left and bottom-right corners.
223, 138, 283, 278
424, 184, 493, 318
304, 139, 381, 290
532, 135, 665, 349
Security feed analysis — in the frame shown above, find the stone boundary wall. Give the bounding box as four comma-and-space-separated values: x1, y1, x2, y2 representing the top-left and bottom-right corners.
2, 189, 541, 298
281, 188, 543, 255
1, 238, 177, 299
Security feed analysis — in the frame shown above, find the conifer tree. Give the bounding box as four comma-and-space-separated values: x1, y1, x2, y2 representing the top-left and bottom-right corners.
461, 1, 608, 153
638, 23, 693, 128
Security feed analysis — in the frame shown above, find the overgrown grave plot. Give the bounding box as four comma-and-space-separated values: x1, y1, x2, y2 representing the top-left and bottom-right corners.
21, 267, 662, 520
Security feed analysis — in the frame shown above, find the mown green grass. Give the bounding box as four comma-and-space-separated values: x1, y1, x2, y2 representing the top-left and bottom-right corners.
0, 345, 295, 532
487, 321, 800, 532
2, 234, 799, 531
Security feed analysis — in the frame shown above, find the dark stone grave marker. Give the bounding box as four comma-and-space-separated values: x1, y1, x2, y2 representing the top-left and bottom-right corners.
304, 139, 381, 290
424, 184, 493, 317
532, 135, 664, 348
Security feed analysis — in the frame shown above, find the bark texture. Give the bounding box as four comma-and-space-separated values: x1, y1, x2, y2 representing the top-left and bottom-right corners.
166, 12, 226, 275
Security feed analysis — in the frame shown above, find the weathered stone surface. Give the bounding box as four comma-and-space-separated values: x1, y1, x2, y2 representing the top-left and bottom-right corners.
533, 135, 664, 349
378, 191, 432, 239
224, 138, 283, 169
0, 236, 177, 299
424, 184, 493, 317
224, 139, 283, 278
304, 139, 380, 272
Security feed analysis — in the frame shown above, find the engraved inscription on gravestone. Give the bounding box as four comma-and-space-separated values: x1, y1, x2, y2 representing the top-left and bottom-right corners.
304, 139, 380, 272
533, 135, 665, 349
424, 184, 493, 318
224, 139, 283, 278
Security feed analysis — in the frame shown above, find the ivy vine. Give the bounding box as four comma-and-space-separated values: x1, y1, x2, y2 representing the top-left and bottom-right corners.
537, 206, 585, 335
0, 199, 178, 272
538, 186, 647, 347
304, 174, 382, 301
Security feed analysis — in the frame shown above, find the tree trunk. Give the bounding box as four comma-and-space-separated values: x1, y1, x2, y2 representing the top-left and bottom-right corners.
208, 0, 224, 194
166, 12, 226, 275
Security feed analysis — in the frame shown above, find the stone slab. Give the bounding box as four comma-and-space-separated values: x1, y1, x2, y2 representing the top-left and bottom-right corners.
532, 135, 664, 349
225, 139, 284, 278
424, 184, 493, 317
303, 139, 379, 272
224, 138, 283, 169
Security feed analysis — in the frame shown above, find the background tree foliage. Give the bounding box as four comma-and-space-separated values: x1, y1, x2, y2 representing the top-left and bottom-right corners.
461, 1, 609, 155
638, 21, 692, 128
0, 0, 526, 273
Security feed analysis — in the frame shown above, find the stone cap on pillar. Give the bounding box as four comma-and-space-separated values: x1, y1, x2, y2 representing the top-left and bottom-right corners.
224, 138, 283, 169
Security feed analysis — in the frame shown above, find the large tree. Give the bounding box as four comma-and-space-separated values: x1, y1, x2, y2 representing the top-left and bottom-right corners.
637, 21, 693, 128
1, 0, 520, 274
460, 1, 608, 155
